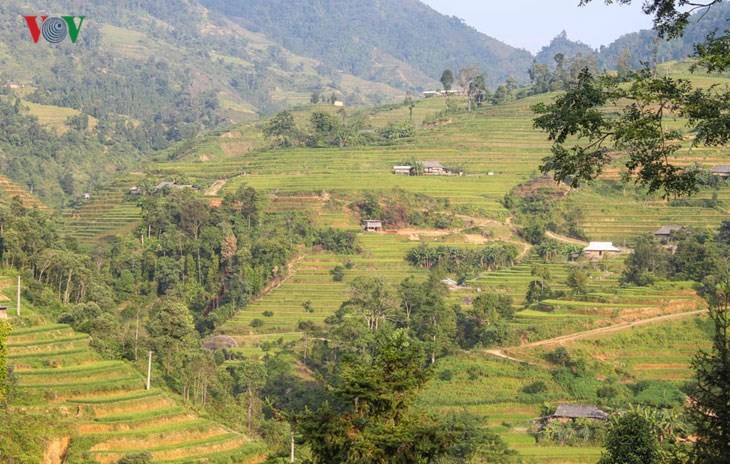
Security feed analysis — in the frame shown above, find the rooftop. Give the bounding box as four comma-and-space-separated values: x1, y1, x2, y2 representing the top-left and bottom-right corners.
583, 242, 620, 252
711, 165, 730, 174
421, 161, 445, 169
654, 225, 684, 235
553, 404, 608, 420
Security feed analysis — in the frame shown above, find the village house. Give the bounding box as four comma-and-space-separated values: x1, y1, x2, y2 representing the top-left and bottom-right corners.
422, 90, 441, 98
654, 225, 684, 242
546, 404, 608, 424
421, 161, 449, 175
362, 220, 383, 232
83, 193, 91, 200
582, 242, 620, 259
392, 165, 413, 176
711, 165, 730, 178
0, 306, 7, 320
128, 186, 142, 195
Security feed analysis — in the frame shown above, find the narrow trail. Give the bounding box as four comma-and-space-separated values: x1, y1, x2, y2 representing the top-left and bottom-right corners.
544, 231, 589, 247
485, 309, 706, 364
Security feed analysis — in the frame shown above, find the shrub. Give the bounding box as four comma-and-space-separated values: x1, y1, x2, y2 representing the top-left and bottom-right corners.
439, 370, 454, 381
262, 310, 274, 317
250, 318, 264, 328
330, 265, 345, 282
523, 380, 549, 394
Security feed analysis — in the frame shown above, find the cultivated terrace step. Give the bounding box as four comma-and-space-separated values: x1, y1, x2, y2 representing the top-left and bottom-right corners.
5, 319, 262, 463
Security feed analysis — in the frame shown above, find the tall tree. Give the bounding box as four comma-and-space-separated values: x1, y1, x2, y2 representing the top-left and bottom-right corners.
599, 411, 660, 464
300, 330, 458, 463
688, 271, 730, 463
534, 0, 729, 198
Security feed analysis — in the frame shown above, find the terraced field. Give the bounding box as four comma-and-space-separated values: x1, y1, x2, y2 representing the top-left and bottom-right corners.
0, 174, 47, 210
60, 176, 143, 247
2, 278, 263, 463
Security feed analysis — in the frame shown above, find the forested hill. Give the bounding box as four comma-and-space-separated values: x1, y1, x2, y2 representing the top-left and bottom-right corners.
199, 0, 534, 89
534, 3, 730, 70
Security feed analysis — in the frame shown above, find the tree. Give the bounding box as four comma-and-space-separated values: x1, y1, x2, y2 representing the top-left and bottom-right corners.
534, 0, 728, 198
147, 299, 198, 374
340, 276, 398, 332
264, 110, 298, 147
229, 359, 268, 433
688, 273, 730, 463
440, 68, 455, 108
566, 267, 589, 297
299, 330, 462, 464
621, 234, 671, 286
440, 69, 454, 93
599, 412, 660, 464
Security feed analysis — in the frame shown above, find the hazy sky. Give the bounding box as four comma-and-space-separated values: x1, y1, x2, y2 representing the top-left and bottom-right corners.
420, 0, 653, 53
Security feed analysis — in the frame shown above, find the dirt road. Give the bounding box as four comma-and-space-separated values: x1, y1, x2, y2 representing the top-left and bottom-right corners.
485, 309, 706, 363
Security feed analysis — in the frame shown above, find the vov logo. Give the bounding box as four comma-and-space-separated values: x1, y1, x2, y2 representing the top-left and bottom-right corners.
24, 16, 85, 43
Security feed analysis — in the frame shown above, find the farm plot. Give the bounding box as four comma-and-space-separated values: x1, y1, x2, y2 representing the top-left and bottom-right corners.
417, 353, 603, 463
4, 305, 263, 463
60, 176, 143, 247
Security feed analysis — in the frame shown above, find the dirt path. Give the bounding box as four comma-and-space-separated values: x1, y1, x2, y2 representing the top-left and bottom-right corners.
485, 309, 706, 363
204, 179, 227, 196
544, 231, 589, 247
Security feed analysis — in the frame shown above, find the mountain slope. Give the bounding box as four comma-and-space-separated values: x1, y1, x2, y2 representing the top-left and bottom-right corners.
200, 0, 534, 88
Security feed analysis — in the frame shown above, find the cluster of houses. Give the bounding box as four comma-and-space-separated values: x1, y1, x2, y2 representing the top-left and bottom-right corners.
580, 223, 688, 258
393, 161, 454, 176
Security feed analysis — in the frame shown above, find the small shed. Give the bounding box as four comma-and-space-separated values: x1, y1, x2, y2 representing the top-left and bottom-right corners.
0, 306, 8, 320
83, 193, 91, 200
393, 165, 413, 176
333, 101, 344, 107
711, 166, 730, 178
654, 225, 684, 242
363, 220, 383, 232
128, 186, 142, 195
421, 161, 449, 175
549, 404, 608, 423
582, 242, 620, 259
422, 90, 441, 98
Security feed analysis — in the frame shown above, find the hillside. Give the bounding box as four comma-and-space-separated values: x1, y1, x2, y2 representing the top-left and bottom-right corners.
200, 0, 534, 89
0, 275, 263, 463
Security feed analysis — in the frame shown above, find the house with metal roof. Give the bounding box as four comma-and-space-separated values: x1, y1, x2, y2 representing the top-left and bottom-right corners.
711, 165, 730, 178
653, 225, 684, 242
549, 404, 608, 422
583, 242, 620, 259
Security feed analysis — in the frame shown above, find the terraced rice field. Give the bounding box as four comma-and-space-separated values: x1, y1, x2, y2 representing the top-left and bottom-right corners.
0, 174, 47, 210
150, 94, 556, 218
569, 182, 730, 245
60, 177, 143, 247
1, 277, 263, 463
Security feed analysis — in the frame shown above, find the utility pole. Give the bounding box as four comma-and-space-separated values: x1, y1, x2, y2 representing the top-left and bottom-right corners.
290, 426, 295, 463
16, 275, 20, 316
146, 351, 153, 390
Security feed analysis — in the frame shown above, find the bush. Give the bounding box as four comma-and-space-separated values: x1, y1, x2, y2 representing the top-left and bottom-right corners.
250, 318, 264, 328
523, 380, 549, 394
262, 310, 274, 317
439, 370, 454, 381
330, 265, 345, 282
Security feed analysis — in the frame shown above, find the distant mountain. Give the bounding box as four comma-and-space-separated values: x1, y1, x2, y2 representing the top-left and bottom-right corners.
535, 31, 595, 68
534, 3, 730, 72
199, 0, 534, 89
